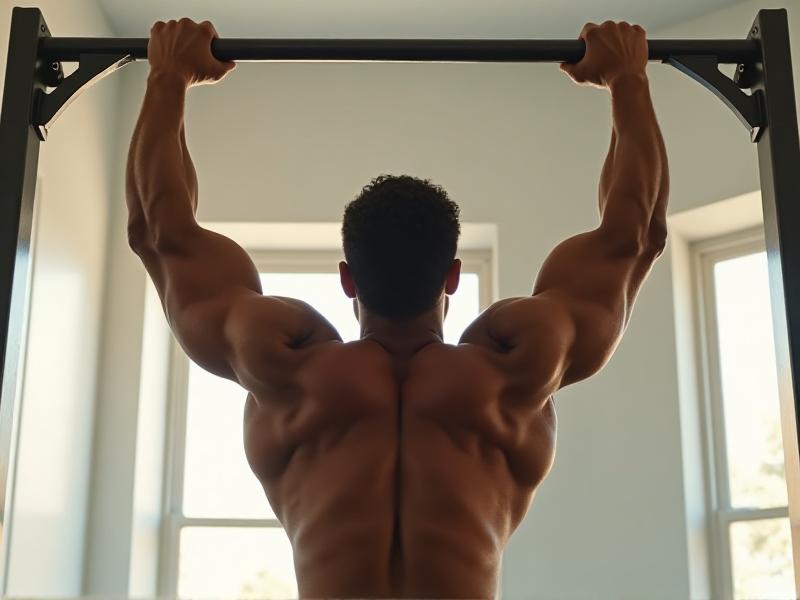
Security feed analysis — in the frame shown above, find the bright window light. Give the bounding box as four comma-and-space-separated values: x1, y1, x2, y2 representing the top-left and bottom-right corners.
713, 252, 787, 509
179, 527, 297, 599
708, 248, 793, 600
729, 518, 793, 600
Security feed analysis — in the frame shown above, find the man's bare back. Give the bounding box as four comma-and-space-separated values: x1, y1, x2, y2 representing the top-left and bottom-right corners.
243, 336, 556, 597
127, 18, 667, 599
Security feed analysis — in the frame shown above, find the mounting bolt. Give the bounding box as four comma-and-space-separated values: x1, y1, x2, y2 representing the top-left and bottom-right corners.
50, 62, 58, 71
737, 64, 745, 72
39, 24, 45, 32
752, 26, 759, 35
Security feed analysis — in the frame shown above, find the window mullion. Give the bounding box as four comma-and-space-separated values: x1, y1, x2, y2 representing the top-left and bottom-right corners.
700, 250, 734, 513
170, 344, 190, 515
157, 511, 181, 598
714, 509, 735, 600
158, 339, 191, 597
718, 505, 790, 524
177, 517, 284, 528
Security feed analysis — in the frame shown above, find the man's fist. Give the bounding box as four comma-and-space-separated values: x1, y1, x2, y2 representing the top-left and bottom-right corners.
560, 21, 647, 89
148, 18, 235, 86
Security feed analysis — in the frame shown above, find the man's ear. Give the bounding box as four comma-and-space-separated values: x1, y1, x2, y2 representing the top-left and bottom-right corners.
339, 261, 357, 298
445, 258, 461, 295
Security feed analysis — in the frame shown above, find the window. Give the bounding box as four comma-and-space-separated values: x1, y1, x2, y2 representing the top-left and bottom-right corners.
695, 230, 793, 600
160, 251, 491, 598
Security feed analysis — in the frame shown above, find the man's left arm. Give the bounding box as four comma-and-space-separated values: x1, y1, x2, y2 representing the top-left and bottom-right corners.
127, 19, 336, 392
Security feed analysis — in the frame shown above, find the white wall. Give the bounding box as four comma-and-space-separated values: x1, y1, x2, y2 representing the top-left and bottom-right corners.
0, 0, 119, 596
87, 1, 799, 599
82, 67, 149, 599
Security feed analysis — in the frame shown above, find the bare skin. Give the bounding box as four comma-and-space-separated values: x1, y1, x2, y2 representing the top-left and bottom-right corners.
127, 19, 668, 599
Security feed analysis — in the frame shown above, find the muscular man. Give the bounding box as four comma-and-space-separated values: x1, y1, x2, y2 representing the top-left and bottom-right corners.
127, 19, 668, 599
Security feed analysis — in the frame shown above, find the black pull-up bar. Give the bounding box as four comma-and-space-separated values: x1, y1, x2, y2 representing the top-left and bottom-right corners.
39, 37, 761, 64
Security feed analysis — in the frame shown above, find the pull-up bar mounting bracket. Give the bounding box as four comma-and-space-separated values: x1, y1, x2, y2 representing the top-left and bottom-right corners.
34, 53, 132, 140
666, 54, 763, 142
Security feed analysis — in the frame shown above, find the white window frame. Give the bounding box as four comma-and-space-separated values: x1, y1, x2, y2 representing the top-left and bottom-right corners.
692, 226, 790, 600
157, 249, 493, 596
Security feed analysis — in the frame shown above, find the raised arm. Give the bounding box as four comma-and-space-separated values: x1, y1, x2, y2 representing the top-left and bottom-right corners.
466, 21, 669, 392
127, 19, 337, 391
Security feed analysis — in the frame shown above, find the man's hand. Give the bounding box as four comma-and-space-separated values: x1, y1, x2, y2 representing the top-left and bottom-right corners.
560, 21, 647, 89
148, 18, 235, 86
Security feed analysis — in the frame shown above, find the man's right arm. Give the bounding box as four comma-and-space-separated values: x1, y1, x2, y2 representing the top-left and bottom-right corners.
464, 21, 669, 393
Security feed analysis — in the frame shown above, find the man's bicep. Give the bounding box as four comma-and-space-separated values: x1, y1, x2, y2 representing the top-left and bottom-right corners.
144, 224, 263, 314
171, 291, 243, 380
462, 294, 577, 394
475, 230, 641, 391
531, 228, 648, 384
222, 294, 340, 391
172, 290, 338, 390
476, 291, 621, 393
136, 226, 260, 374
533, 229, 631, 305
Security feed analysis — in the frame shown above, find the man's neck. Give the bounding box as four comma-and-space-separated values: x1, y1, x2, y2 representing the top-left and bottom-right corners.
357, 304, 445, 356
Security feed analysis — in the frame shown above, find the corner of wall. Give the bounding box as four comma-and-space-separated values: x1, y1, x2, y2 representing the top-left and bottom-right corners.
668, 226, 714, 600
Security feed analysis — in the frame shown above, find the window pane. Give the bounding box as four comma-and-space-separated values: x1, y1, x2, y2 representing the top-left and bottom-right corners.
183, 363, 274, 519
178, 527, 297, 599
713, 252, 788, 508
444, 272, 480, 344
730, 518, 794, 600
261, 273, 360, 342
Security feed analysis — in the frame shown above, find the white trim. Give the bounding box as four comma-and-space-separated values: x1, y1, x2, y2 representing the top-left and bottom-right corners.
717, 506, 789, 524
691, 227, 788, 600
691, 225, 765, 259
157, 340, 190, 599
669, 191, 763, 243
696, 242, 733, 600
175, 517, 283, 528
693, 241, 726, 600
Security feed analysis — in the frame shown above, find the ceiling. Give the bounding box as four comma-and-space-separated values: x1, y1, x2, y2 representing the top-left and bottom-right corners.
97, 0, 747, 38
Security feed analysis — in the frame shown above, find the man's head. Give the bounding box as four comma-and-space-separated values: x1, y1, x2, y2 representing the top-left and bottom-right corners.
340, 174, 461, 321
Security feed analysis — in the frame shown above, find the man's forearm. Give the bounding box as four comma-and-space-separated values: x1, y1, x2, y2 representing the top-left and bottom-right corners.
599, 74, 669, 251
126, 73, 197, 250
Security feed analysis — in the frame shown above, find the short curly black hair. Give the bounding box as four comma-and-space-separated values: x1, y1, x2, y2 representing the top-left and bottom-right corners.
342, 174, 461, 320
